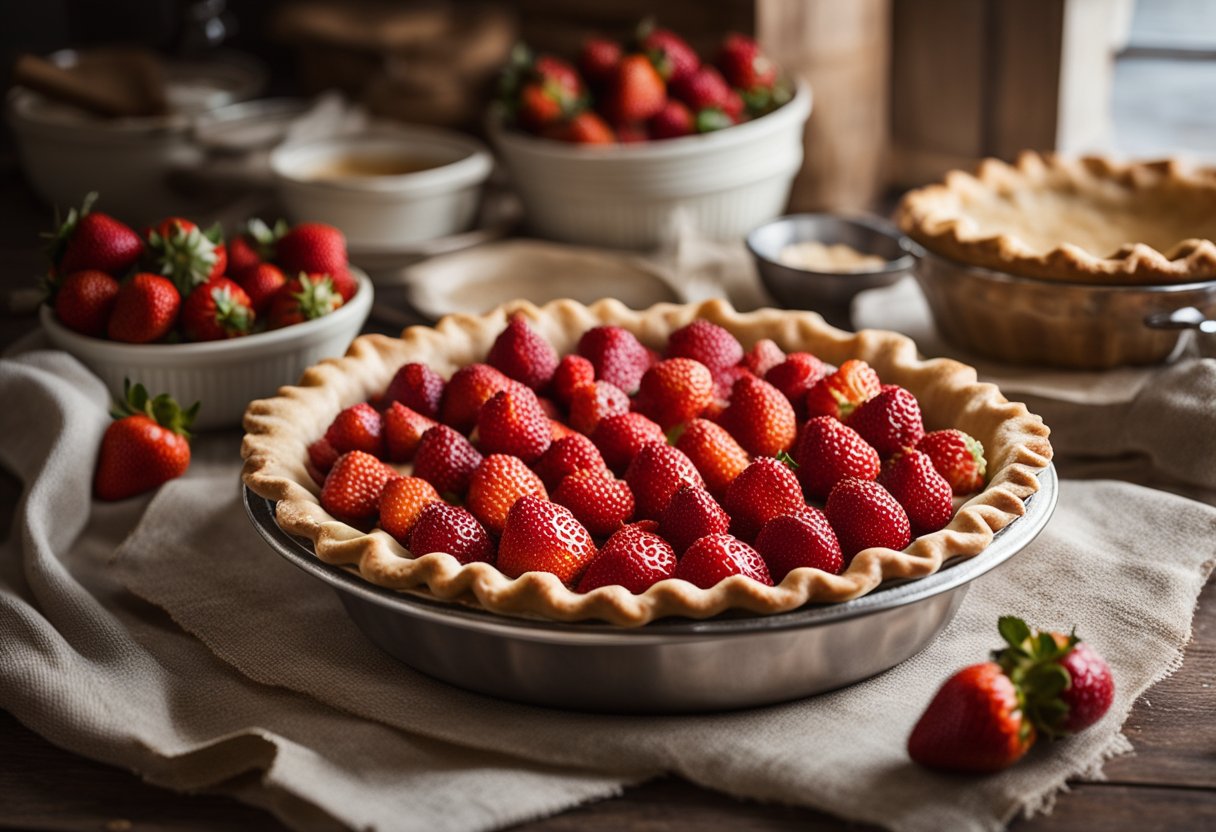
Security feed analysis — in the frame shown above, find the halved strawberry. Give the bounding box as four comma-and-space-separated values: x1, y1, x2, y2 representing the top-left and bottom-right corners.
591, 412, 665, 474
487, 313, 559, 391
383, 362, 445, 420
657, 484, 730, 555
412, 425, 483, 497
794, 415, 881, 500
673, 533, 773, 589
378, 476, 441, 544
466, 454, 548, 536
383, 402, 438, 463
717, 374, 797, 458
623, 441, 704, 520
672, 418, 750, 498
553, 469, 635, 537
576, 524, 676, 594
722, 456, 805, 541
497, 495, 598, 585
476, 388, 552, 463
324, 402, 385, 457
320, 450, 398, 523
409, 502, 494, 565
755, 509, 843, 582
805, 359, 881, 421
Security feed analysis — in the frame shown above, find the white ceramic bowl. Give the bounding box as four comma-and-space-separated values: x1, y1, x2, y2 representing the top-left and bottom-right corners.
270, 126, 494, 250
489, 82, 812, 249
40, 271, 373, 430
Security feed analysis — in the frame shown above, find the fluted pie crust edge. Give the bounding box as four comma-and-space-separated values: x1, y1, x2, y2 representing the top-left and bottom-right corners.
240, 298, 1054, 627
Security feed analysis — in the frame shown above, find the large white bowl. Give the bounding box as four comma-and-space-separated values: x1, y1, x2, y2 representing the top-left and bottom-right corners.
40, 271, 374, 430
270, 126, 494, 250
490, 82, 812, 249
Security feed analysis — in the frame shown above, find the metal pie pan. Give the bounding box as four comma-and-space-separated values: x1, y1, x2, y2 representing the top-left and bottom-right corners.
243, 465, 1057, 713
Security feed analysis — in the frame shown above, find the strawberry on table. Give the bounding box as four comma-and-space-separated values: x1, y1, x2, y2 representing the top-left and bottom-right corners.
383, 402, 438, 463
378, 476, 441, 544
741, 338, 786, 377
664, 319, 744, 374
551, 354, 596, 407
577, 524, 676, 594
48, 193, 144, 278
805, 359, 881, 421
845, 384, 926, 457
624, 441, 704, 520
466, 454, 548, 536
674, 533, 773, 589
722, 456, 805, 541
917, 429, 987, 495
567, 380, 630, 435
591, 412, 665, 474
238, 262, 287, 316
577, 325, 654, 394
532, 433, 608, 492
755, 508, 843, 582
146, 217, 226, 297
383, 362, 445, 421
181, 277, 254, 341
409, 502, 494, 565
266, 274, 343, 329
824, 477, 911, 560
878, 448, 954, 535
717, 374, 797, 458
672, 417, 750, 499
275, 222, 348, 278
53, 270, 119, 337
93, 381, 197, 501
553, 468, 635, 537
634, 357, 713, 429
412, 425, 483, 498
657, 484, 730, 555
476, 388, 552, 463
440, 363, 516, 433
497, 495, 598, 585
603, 54, 667, 126
487, 313, 559, 391
107, 273, 180, 343
320, 450, 397, 524
793, 415, 881, 500
324, 402, 385, 458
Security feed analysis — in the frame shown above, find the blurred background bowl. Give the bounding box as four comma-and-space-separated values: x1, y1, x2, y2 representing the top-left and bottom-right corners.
748, 213, 916, 329
39, 270, 374, 430
489, 81, 812, 250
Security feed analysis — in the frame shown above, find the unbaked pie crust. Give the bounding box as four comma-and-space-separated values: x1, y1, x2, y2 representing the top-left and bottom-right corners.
240, 298, 1053, 627
898, 151, 1216, 284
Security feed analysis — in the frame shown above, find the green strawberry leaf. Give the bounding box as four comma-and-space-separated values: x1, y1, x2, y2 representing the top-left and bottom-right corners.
998, 615, 1032, 649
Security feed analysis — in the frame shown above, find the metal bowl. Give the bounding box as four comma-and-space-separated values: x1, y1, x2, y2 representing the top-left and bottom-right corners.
915, 250, 1216, 369
747, 214, 918, 330
242, 465, 1056, 713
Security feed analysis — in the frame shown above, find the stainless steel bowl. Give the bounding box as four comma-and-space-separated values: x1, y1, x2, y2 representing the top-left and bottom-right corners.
242, 465, 1057, 713
747, 214, 918, 329
915, 250, 1216, 369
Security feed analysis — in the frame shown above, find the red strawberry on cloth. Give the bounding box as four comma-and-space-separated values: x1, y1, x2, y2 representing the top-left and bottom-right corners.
93, 381, 197, 501
754, 508, 844, 582
497, 495, 598, 585
409, 502, 494, 565
577, 523, 676, 594
674, 533, 773, 589
466, 454, 548, 536
824, 477, 911, 560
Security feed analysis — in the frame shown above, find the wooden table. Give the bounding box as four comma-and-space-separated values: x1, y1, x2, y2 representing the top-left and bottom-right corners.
0, 167, 1213, 832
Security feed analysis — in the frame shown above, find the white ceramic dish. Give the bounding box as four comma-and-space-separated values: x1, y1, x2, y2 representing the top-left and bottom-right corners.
270, 126, 494, 250
40, 271, 373, 430
489, 82, 812, 250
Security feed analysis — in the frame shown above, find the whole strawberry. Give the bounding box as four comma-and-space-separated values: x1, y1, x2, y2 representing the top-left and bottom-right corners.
467, 454, 548, 536
266, 274, 343, 329
476, 388, 552, 463
577, 325, 653, 394
845, 385, 925, 457
324, 402, 385, 458
383, 402, 438, 463
306, 437, 340, 484
649, 99, 694, 140
378, 476, 440, 544
824, 477, 911, 560
146, 217, 226, 297
640, 26, 700, 85
93, 381, 197, 501
487, 313, 559, 390
413, 425, 483, 498
665, 319, 744, 374
383, 362, 446, 421
793, 415, 881, 500
878, 449, 953, 535
805, 359, 881, 421
567, 380, 630, 435
181, 277, 254, 341
741, 338, 786, 377
917, 429, 987, 495
722, 456, 805, 541
670, 65, 743, 121
226, 217, 286, 281
440, 363, 516, 433
717, 374, 797, 458
634, 357, 713, 429
674, 533, 773, 589
551, 354, 596, 406
49, 194, 144, 278
717, 33, 777, 92
409, 502, 494, 565
657, 484, 730, 555
755, 508, 844, 582
672, 418, 750, 498
320, 450, 397, 523
591, 412, 665, 474
53, 270, 119, 337
579, 37, 622, 87
553, 469, 635, 537
577, 524, 676, 594
497, 495, 598, 585
624, 441, 704, 520
276, 222, 348, 278
532, 433, 608, 492
238, 262, 287, 316
325, 266, 358, 302
107, 273, 181, 343
765, 352, 827, 419
547, 112, 616, 144
604, 54, 667, 126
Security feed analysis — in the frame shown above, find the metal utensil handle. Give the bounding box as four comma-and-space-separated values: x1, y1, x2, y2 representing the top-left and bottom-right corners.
1143, 307, 1216, 334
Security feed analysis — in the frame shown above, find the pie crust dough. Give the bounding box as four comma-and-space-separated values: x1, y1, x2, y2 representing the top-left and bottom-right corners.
898, 152, 1216, 284
241, 298, 1053, 627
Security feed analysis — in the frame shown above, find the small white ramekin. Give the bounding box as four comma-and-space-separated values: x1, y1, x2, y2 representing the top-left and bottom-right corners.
40, 271, 374, 430
489, 81, 812, 249
270, 126, 493, 250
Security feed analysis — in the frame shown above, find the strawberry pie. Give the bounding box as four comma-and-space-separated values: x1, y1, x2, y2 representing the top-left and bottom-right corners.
241, 299, 1052, 626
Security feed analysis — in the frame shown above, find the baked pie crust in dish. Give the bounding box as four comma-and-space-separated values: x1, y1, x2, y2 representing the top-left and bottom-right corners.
898, 151, 1216, 284
240, 299, 1053, 627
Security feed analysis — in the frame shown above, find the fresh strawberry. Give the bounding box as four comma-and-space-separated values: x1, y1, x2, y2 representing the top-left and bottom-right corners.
648, 99, 694, 139
634, 357, 713, 429
824, 477, 911, 560
324, 402, 385, 457
640, 26, 700, 85
497, 495, 598, 584
383, 362, 445, 421
265, 274, 343, 329
532, 432, 608, 492
657, 484, 730, 555
614, 121, 648, 143
577, 523, 676, 593
320, 450, 397, 523
591, 412, 666, 474
674, 533, 773, 589
672, 417, 750, 498
533, 54, 584, 98
378, 476, 440, 544
567, 380, 630, 435
322, 267, 357, 302
226, 217, 286, 281
275, 222, 348, 278
383, 401, 438, 463
917, 429, 987, 495
412, 425, 483, 498
181, 277, 254, 341
908, 662, 1035, 773
741, 338, 786, 377
793, 415, 881, 500
717, 374, 797, 458
48, 194, 143, 278
671, 65, 743, 120
805, 359, 881, 420
846, 385, 925, 457
722, 456, 805, 541
665, 319, 744, 373
53, 270, 119, 337
487, 313, 559, 390
440, 363, 515, 433
408, 502, 494, 565
516, 54, 585, 130
93, 381, 196, 501
577, 325, 653, 394
145, 217, 225, 296
717, 33, 777, 91
476, 388, 552, 463
623, 441, 703, 519
307, 436, 340, 474
604, 54, 667, 126
553, 469, 635, 537
755, 508, 843, 582
551, 354, 596, 406
765, 352, 827, 419
519, 82, 565, 130
878, 449, 953, 535
1056, 642, 1115, 733
238, 262, 287, 316
466, 454, 548, 536
709, 364, 754, 411
579, 37, 622, 87
551, 111, 616, 144
106, 273, 180, 343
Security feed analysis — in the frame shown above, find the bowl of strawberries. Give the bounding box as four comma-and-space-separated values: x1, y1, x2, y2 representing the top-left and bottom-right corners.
489, 25, 812, 249
38, 195, 373, 429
